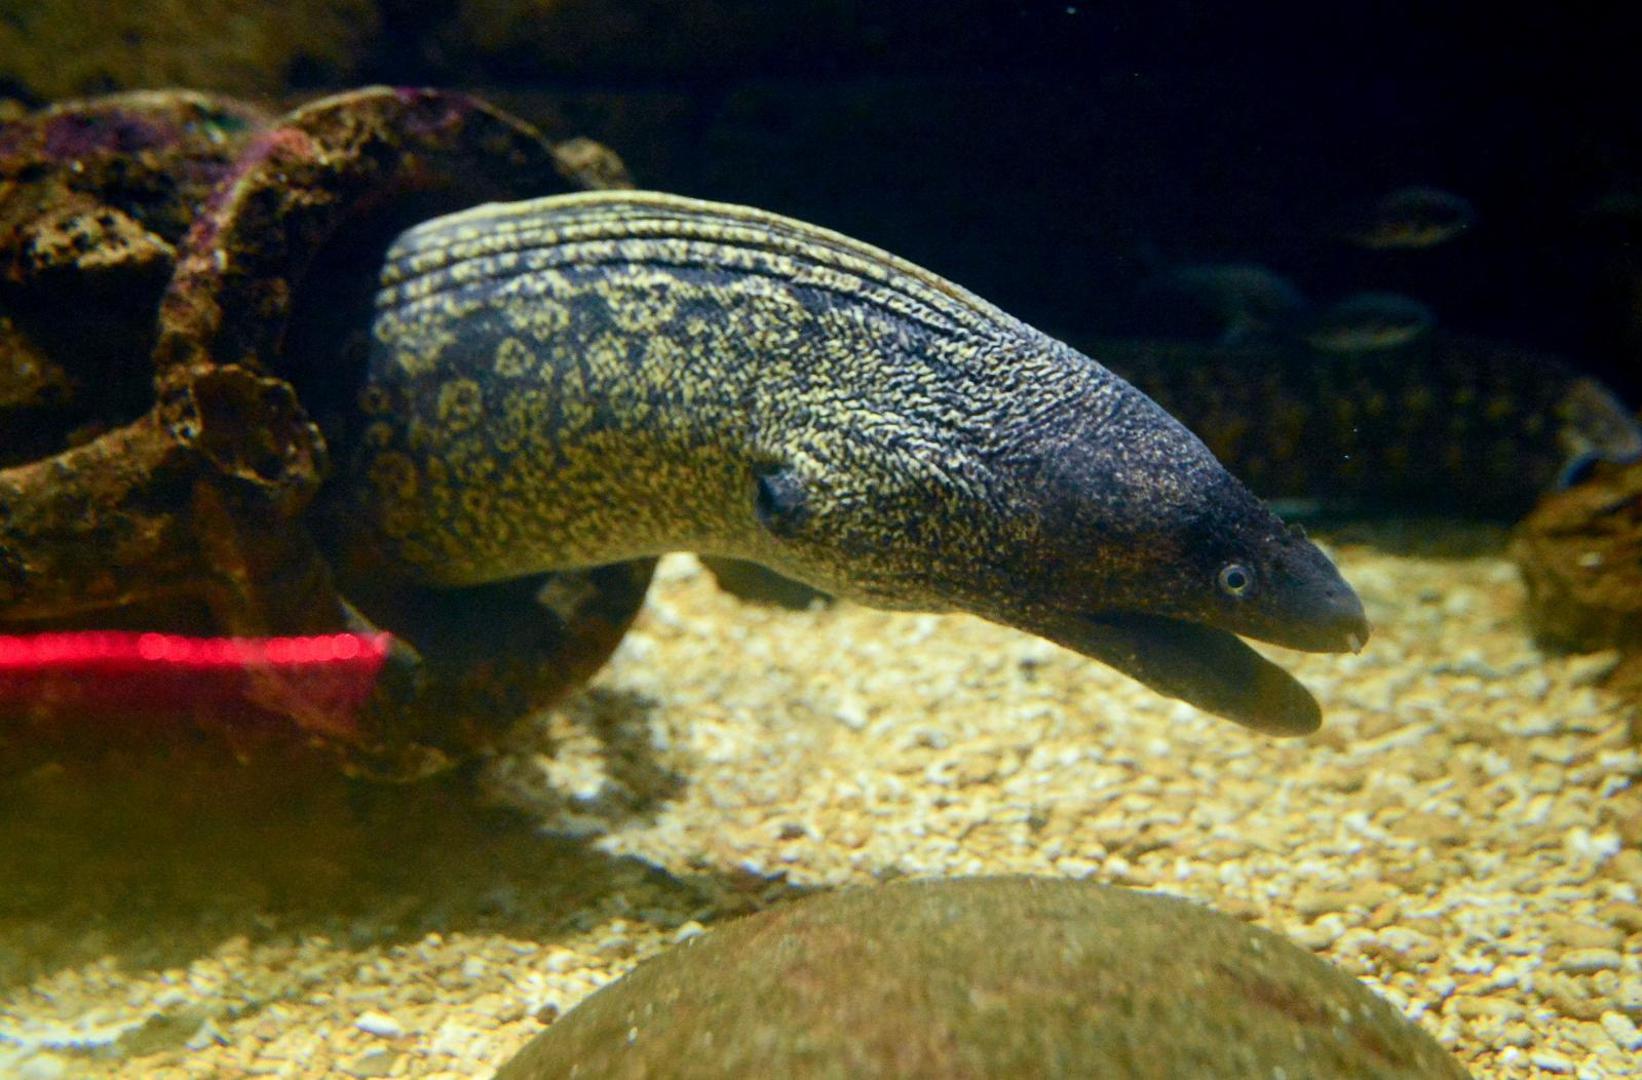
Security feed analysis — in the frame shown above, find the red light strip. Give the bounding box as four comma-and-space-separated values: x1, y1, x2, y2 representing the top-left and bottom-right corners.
0, 631, 392, 672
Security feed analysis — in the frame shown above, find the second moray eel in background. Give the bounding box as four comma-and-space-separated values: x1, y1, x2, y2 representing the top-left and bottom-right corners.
1091, 336, 1642, 520
334, 191, 1369, 735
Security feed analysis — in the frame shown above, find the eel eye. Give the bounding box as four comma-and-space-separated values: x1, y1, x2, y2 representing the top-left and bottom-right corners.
1217, 562, 1254, 598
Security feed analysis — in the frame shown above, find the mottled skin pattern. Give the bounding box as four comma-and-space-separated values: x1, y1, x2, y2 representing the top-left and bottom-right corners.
1093, 336, 1642, 520
343, 192, 1370, 734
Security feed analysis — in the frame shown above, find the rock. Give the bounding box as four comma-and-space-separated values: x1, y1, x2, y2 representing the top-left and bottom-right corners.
1512, 459, 1642, 649
342, 1049, 400, 1078
0, 91, 273, 466
0, 87, 643, 779
0, 0, 378, 100
354, 1010, 405, 1039
494, 876, 1467, 1079
1543, 914, 1626, 952
16, 1055, 68, 1080
1611, 654, 1642, 743
1556, 948, 1623, 974
1512, 457, 1642, 726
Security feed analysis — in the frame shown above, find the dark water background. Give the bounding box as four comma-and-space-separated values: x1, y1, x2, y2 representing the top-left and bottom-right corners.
7, 1, 1639, 400
344, 1, 1642, 403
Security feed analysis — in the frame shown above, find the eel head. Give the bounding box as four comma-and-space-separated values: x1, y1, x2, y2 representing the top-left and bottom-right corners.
742, 337, 1369, 736
985, 371, 1370, 736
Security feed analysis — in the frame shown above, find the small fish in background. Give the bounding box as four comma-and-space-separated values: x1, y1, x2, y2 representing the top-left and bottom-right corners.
1133, 247, 1310, 345
1300, 291, 1436, 354
1342, 185, 1477, 250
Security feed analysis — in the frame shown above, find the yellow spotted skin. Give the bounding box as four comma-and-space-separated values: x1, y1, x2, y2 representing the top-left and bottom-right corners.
345, 190, 1371, 734
352, 191, 1061, 602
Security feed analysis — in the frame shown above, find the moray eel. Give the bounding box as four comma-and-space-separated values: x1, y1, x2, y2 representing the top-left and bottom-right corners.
340, 191, 1369, 735
1089, 335, 1642, 519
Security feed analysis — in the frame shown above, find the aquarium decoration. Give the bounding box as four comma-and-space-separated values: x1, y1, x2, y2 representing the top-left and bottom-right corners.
0, 86, 640, 778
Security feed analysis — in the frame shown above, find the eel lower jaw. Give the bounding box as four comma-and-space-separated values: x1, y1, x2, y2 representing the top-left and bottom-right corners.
1028, 610, 1327, 736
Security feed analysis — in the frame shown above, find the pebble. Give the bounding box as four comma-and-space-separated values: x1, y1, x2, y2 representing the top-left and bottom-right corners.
1607, 850, 1642, 886
354, 1011, 405, 1039
1453, 997, 1525, 1022
1557, 949, 1623, 974
1545, 916, 1626, 951
1293, 881, 1397, 918
16, 1056, 68, 1080
1563, 651, 1622, 687
1531, 1051, 1577, 1073
1394, 811, 1468, 847
185, 1018, 227, 1050
1548, 984, 1606, 1022
1599, 1012, 1642, 1052
341, 1049, 400, 1078
1289, 920, 1342, 950
1599, 901, 1642, 933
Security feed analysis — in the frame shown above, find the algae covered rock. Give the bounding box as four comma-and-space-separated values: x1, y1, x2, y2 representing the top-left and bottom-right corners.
495, 876, 1466, 1079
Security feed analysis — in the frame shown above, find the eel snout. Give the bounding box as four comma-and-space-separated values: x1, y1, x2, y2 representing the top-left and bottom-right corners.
1308, 611, 1370, 657
1255, 557, 1372, 656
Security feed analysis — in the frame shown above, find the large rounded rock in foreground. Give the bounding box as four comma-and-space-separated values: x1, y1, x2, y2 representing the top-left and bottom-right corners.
495, 876, 1466, 1079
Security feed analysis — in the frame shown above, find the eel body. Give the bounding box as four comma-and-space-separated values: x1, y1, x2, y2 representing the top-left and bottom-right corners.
340, 191, 1369, 734
1094, 335, 1642, 520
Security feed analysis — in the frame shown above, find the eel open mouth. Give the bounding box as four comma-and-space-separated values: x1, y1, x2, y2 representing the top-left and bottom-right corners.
1033, 611, 1337, 735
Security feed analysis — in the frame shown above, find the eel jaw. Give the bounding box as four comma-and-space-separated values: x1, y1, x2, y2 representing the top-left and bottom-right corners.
1032, 611, 1325, 736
